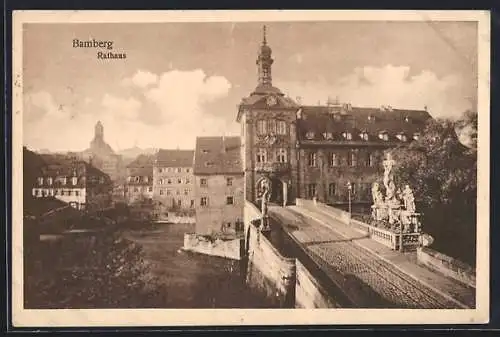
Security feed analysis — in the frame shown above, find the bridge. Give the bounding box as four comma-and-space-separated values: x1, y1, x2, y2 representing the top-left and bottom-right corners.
243, 199, 475, 309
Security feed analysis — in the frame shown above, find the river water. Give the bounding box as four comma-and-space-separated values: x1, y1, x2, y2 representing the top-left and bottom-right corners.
122, 222, 272, 308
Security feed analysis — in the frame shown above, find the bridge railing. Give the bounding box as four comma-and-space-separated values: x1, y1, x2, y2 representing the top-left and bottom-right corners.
296, 198, 421, 251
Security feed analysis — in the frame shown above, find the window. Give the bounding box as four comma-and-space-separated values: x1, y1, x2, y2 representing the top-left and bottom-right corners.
277, 120, 287, 135
168, 168, 172, 172
226, 177, 233, 186
323, 132, 333, 140
368, 153, 374, 167
256, 148, 267, 163
186, 178, 190, 184
148, 187, 153, 192
47, 177, 53, 185
343, 132, 352, 140
307, 184, 317, 198
329, 153, 338, 167
62, 177, 67, 185
177, 199, 182, 207
37, 177, 43, 186
379, 132, 389, 141
308, 152, 317, 167
68, 190, 73, 196
176, 190, 180, 195
61, 190, 65, 196
159, 168, 163, 173
135, 176, 140, 182
360, 132, 369, 141
167, 189, 171, 195
134, 188, 139, 193
277, 148, 287, 163
329, 183, 336, 196
177, 168, 181, 173
351, 151, 357, 166
200, 178, 207, 187
257, 120, 267, 134
200, 197, 208, 206
75, 190, 80, 196
268, 119, 276, 134
226, 196, 234, 205
54, 189, 59, 196
177, 178, 182, 184
186, 168, 190, 173
184, 189, 189, 195
167, 178, 172, 184
160, 189, 164, 195
190, 200, 195, 208
159, 179, 163, 185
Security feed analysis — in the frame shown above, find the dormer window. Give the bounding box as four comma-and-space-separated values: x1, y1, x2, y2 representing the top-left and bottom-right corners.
47, 177, 53, 185
397, 133, 408, 142
378, 132, 389, 141
305, 131, 315, 140
413, 133, 420, 141
72, 176, 78, 186
37, 177, 44, 186
360, 132, 369, 141
342, 132, 352, 140
322, 132, 333, 140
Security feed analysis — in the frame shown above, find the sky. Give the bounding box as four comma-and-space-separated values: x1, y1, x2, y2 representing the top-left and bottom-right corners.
22, 21, 478, 152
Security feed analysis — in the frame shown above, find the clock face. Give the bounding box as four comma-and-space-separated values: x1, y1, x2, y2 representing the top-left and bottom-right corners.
266, 96, 277, 106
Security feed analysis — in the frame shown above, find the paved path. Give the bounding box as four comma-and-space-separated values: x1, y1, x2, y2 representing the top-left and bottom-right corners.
269, 205, 475, 309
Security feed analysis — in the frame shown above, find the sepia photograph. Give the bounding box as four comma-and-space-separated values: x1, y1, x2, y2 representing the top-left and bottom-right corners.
11, 10, 490, 326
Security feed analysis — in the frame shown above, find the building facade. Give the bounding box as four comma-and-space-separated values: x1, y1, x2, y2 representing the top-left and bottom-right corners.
153, 149, 195, 218
32, 155, 113, 211
193, 137, 244, 236
237, 27, 431, 206
124, 154, 154, 204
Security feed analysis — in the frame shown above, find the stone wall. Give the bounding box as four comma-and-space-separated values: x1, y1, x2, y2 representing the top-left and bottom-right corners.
182, 233, 242, 260
295, 259, 338, 308
245, 221, 296, 307
417, 247, 476, 288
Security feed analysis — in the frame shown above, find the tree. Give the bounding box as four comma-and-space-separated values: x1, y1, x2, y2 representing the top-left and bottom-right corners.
389, 115, 477, 265
24, 229, 168, 308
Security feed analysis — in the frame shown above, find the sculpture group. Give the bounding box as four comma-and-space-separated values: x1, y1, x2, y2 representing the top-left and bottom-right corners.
371, 153, 420, 233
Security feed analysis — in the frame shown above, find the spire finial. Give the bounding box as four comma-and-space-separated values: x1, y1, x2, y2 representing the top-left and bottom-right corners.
263, 25, 267, 45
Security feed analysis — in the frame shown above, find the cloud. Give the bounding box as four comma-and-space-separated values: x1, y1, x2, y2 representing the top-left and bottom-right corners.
101, 94, 142, 120
23, 69, 236, 152
121, 70, 159, 88
277, 64, 474, 119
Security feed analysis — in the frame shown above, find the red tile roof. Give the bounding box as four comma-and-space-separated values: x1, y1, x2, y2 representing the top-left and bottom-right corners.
193, 136, 243, 175
155, 150, 194, 167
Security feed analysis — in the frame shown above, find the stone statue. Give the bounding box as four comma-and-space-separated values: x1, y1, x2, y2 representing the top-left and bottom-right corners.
382, 153, 397, 203
402, 184, 416, 213
371, 182, 384, 206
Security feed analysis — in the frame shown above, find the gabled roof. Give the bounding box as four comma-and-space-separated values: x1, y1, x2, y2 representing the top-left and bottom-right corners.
126, 154, 155, 176
193, 136, 243, 175
155, 149, 194, 167
297, 105, 431, 144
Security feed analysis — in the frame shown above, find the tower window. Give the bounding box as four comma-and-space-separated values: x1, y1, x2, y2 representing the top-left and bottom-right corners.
256, 148, 267, 163
226, 196, 234, 205
268, 119, 276, 134
277, 148, 287, 163
277, 120, 287, 135
200, 197, 208, 207
257, 120, 267, 135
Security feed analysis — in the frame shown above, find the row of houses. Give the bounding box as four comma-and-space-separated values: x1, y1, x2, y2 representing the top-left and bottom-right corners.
124, 136, 243, 236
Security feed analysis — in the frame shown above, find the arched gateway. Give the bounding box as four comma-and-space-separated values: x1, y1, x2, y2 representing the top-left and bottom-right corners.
256, 176, 289, 206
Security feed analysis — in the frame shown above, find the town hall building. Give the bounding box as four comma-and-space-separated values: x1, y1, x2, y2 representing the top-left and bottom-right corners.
237, 27, 432, 206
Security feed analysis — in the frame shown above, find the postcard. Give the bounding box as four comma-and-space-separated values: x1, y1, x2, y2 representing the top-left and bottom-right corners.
11, 10, 490, 327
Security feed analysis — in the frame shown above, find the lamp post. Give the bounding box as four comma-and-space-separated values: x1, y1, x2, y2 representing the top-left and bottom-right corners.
346, 181, 352, 217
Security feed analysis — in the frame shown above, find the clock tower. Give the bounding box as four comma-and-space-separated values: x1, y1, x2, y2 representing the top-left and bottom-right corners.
237, 26, 300, 206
